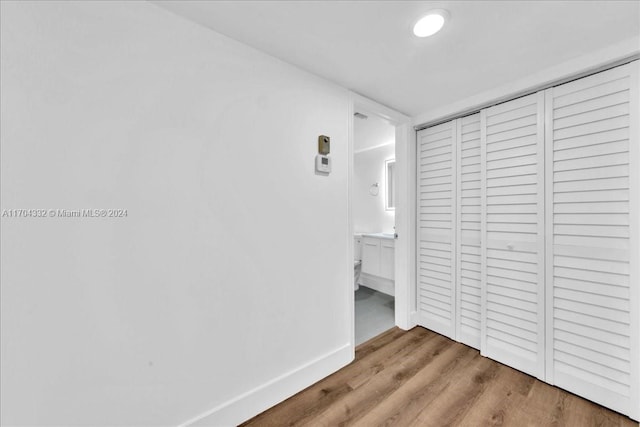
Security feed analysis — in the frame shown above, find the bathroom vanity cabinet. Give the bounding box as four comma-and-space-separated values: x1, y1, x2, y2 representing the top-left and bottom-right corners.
361, 234, 394, 296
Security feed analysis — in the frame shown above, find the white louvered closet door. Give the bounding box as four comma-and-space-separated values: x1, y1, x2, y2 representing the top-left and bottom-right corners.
417, 120, 456, 339
544, 62, 639, 418
456, 113, 482, 349
481, 92, 546, 379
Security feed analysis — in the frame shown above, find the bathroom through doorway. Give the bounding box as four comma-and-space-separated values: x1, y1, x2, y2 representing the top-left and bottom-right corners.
352, 109, 397, 345
348, 93, 413, 352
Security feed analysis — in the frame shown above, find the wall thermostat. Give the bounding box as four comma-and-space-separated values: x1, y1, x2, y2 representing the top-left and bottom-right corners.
315, 154, 331, 173
318, 135, 330, 155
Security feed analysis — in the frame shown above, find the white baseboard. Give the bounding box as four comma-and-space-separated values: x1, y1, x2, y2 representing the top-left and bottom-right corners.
180, 343, 353, 427
359, 273, 394, 296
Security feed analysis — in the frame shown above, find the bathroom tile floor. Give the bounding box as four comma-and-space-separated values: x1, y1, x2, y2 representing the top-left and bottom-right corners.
355, 286, 395, 346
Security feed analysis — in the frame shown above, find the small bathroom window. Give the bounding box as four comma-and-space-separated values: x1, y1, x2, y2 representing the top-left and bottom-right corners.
385, 159, 396, 211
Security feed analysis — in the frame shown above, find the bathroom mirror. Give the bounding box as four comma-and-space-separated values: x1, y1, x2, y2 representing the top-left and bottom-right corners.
385, 159, 396, 211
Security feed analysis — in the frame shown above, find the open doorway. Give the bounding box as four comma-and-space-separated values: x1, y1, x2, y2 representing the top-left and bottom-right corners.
349, 94, 414, 352
352, 111, 397, 345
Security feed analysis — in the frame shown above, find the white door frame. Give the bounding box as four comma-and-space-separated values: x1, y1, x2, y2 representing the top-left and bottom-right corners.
349, 92, 416, 351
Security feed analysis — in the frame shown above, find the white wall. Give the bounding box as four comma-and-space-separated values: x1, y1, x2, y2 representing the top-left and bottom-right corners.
0, 2, 352, 426
353, 144, 395, 234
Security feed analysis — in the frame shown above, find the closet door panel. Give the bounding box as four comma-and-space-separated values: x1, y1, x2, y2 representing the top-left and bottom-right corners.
417, 120, 456, 338
481, 92, 546, 379
456, 113, 482, 349
545, 62, 639, 418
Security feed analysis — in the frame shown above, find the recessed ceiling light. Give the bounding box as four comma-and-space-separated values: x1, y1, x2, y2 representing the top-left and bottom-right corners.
413, 9, 449, 37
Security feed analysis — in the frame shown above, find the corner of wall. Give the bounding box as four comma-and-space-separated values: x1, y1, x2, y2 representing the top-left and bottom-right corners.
181, 344, 353, 427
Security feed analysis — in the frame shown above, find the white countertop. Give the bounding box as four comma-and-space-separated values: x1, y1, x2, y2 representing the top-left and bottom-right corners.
362, 232, 395, 240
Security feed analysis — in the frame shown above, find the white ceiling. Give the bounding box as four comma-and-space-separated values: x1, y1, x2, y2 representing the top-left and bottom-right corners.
153, 1, 640, 117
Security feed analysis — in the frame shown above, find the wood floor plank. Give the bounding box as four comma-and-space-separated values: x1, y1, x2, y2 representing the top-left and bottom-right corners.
240, 327, 428, 427
305, 332, 452, 426
241, 327, 639, 427
354, 326, 407, 359
351, 342, 480, 427
408, 355, 503, 427
456, 362, 536, 427
347, 329, 437, 391
542, 387, 637, 427
502, 380, 560, 427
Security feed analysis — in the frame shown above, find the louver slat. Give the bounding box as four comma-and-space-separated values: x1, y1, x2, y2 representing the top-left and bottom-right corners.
481, 92, 545, 379
456, 113, 482, 348
545, 62, 638, 417
417, 121, 456, 338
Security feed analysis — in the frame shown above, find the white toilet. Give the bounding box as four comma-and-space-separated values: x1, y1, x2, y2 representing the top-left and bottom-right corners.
354, 234, 363, 290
